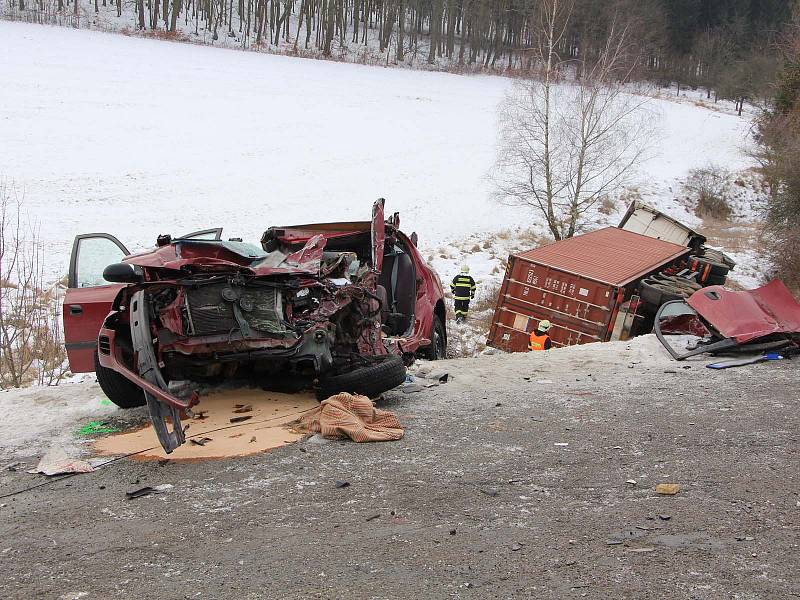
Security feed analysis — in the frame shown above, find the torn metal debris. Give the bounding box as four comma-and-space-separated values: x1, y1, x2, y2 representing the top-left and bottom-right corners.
654, 280, 800, 360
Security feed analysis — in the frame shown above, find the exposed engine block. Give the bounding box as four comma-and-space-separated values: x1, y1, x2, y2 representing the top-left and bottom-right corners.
184, 283, 285, 337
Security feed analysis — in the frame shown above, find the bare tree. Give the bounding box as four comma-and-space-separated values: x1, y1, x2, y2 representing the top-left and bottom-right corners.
492, 7, 656, 239
0, 182, 68, 389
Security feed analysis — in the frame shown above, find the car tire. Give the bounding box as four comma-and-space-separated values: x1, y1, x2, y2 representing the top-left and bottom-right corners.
704, 272, 728, 286
653, 274, 702, 292
422, 316, 447, 360
317, 355, 407, 400
639, 279, 664, 307
656, 283, 689, 303
94, 349, 146, 409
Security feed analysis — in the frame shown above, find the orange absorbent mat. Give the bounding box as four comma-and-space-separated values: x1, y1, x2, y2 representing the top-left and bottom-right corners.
94, 389, 319, 460
299, 393, 404, 442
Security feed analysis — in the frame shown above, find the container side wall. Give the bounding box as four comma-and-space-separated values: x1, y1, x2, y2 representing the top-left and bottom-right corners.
488, 258, 618, 352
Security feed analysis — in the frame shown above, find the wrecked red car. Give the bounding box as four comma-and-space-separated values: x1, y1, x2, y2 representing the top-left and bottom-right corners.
63, 200, 447, 452
654, 280, 800, 360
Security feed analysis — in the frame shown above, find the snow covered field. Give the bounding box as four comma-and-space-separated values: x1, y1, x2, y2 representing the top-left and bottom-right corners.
1, 21, 759, 289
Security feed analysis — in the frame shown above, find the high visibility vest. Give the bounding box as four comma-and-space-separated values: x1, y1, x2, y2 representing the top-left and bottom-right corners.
529, 333, 550, 351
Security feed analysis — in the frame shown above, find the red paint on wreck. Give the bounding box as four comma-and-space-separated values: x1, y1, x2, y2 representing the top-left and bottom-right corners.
124, 235, 326, 277
687, 280, 800, 344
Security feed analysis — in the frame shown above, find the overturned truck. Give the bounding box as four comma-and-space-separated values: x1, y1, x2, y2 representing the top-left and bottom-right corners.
488, 202, 737, 352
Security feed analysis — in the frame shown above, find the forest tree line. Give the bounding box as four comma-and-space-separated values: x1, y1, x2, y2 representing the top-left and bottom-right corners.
5, 0, 795, 103
756, 11, 800, 293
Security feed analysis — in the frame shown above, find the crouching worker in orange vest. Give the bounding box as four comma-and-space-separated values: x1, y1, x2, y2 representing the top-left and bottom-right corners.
529, 320, 553, 351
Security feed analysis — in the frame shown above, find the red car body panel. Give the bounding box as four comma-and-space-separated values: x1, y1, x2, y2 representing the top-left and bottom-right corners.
63, 284, 126, 373
687, 280, 800, 344
97, 326, 198, 411
124, 234, 327, 276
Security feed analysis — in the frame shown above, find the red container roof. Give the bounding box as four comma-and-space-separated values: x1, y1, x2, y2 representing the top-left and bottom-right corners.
516, 227, 689, 287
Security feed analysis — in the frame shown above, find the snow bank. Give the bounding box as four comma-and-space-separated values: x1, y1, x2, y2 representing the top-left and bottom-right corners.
1, 21, 761, 286
0, 378, 124, 458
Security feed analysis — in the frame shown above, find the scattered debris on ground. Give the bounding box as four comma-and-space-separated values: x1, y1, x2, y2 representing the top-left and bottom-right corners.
1, 334, 797, 598
31, 446, 95, 476
125, 484, 173, 500
76, 421, 119, 436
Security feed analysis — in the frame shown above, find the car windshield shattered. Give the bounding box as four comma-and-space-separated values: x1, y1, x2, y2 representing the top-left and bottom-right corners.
178, 239, 269, 260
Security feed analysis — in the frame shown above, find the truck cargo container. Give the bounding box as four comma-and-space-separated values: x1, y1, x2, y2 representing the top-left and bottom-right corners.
487, 227, 691, 352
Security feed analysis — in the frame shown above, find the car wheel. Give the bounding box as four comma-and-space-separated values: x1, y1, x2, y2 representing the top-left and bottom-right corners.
94, 350, 146, 409
704, 272, 728, 286
639, 279, 664, 307
423, 316, 447, 360
653, 274, 702, 292
317, 355, 407, 400
655, 283, 690, 303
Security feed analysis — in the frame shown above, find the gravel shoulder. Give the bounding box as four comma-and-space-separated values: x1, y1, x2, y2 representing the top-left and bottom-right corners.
1, 336, 798, 599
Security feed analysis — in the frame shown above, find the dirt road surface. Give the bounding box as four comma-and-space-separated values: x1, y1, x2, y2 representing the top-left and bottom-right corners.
1, 337, 798, 599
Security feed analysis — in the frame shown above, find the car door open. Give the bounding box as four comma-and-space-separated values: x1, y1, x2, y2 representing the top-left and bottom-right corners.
63, 233, 130, 373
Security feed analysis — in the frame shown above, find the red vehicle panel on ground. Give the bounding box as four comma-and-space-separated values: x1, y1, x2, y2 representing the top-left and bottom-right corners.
687, 280, 800, 343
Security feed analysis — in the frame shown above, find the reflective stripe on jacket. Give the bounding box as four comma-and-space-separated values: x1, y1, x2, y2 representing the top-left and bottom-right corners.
529, 333, 550, 351
451, 275, 476, 301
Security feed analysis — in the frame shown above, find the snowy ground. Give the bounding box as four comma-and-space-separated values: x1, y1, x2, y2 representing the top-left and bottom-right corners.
0, 378, 117, 459
0, 21, 769, 365
2, 22, 758, 274
0, 21, 776, 466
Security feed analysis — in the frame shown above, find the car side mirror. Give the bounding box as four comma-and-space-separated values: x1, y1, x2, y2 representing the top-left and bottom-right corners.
103, 262, 141, 284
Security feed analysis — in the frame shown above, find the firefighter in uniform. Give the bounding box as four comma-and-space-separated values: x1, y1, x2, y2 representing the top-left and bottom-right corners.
528, 320, 553, 351
451, 265, 476, 323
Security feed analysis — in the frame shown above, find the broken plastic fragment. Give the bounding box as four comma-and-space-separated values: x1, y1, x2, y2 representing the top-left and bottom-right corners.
655, 483, 681, 495
77, 421, 119, 436
32, 447, 95, 476
125, 484, 173, 500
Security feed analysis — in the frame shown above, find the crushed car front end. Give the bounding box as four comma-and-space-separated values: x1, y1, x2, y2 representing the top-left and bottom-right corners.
98, 228, 392, 452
